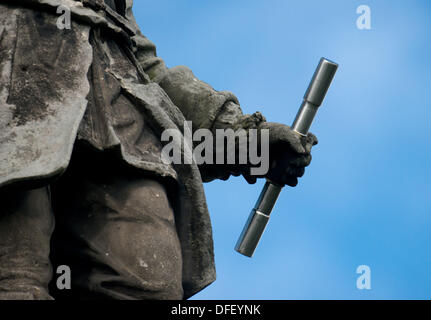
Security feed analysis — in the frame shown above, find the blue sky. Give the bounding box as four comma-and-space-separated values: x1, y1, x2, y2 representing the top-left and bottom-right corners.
134, 0, 431, 299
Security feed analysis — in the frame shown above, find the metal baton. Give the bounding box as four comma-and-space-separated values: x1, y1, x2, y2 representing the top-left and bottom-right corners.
235, 57, 338, 257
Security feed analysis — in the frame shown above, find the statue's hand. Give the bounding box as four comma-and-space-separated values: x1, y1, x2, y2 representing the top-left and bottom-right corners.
243, 122, 318, 187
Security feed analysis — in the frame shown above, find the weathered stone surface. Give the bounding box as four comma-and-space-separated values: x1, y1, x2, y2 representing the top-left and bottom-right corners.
0, 0, 317, 300
0, 6, 93, 188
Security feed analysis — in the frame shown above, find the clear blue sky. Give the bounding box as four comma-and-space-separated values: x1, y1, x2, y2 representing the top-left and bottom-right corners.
134, 0, 431, 299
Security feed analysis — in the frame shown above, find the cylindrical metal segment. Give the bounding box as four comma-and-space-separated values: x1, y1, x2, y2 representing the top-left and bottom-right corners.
235, 209, 270, 257
254, 181, 283, 213
304, 58, 338, 107
291, 101, 319, 136
235, 181, 282, 257
291, 58, 338, 136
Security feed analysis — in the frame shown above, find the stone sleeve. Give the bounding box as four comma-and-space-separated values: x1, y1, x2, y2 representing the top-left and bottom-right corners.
131, 33, 267, 181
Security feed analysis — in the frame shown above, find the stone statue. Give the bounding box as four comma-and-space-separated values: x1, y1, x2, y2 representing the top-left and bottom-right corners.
0, 0, 317, 300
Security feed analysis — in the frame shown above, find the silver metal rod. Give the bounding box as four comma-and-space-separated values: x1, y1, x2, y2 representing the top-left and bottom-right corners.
235, 57, 338, 257
235, 181, 282, 257
292, 58, 338, 136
